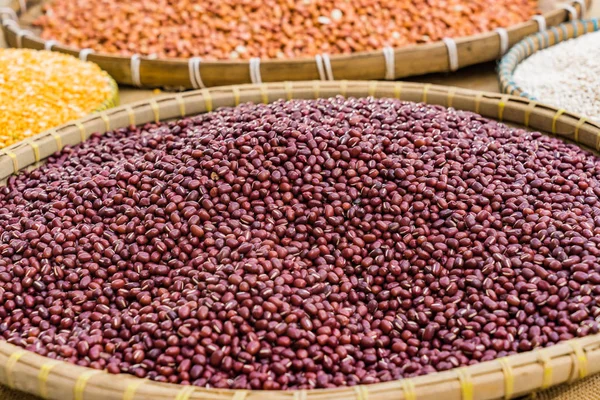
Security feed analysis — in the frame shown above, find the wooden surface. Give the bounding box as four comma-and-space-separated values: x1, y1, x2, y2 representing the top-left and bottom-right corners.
0, 2, 598, 400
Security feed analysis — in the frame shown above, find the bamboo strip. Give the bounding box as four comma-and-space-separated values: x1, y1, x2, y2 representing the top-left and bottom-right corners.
0, 81, 600, 400
0, 0, 592, 88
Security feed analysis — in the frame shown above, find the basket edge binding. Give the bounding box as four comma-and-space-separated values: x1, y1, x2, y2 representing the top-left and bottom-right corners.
0, 81, 600, 400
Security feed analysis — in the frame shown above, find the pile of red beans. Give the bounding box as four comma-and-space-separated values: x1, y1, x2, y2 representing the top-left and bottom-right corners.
1, 97, 599, 390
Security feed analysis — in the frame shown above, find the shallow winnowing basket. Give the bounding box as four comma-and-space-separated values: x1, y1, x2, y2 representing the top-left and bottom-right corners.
1, 81, 600, 400
0, 81, 600, 400
0, 0, 593, 89
498, 18, 600, 100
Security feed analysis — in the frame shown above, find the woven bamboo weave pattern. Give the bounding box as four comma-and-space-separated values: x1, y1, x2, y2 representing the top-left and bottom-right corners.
530, 374, 600, 400
0, 386, 38, 400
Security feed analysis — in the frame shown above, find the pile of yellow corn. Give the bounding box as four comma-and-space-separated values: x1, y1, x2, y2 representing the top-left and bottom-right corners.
0, 49, 117, 148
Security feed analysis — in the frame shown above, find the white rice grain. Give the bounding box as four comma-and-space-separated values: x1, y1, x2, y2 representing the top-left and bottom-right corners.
513, 30, 600, 122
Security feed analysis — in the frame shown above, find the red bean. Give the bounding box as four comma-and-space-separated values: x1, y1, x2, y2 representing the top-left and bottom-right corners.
0, 97, 599, 390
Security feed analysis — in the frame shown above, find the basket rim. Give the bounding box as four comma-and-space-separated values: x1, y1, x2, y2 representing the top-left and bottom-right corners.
498, 18, 600, 100
0, 0, 593, 88
1, 81, 600, 400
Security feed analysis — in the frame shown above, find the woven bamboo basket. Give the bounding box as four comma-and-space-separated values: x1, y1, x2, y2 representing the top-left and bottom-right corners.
0, 81, 600, 400
0, 0, 593, 89
498, 18, 600, 101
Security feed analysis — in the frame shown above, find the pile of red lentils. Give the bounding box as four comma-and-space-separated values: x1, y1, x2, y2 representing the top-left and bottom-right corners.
34, 0, 538, 60
1, 97, 599, 389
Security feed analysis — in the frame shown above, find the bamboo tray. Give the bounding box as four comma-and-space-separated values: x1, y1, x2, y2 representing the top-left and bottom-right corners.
498, 18, 600, 101
0, 81, 600, 400
0, 0, 593, 89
